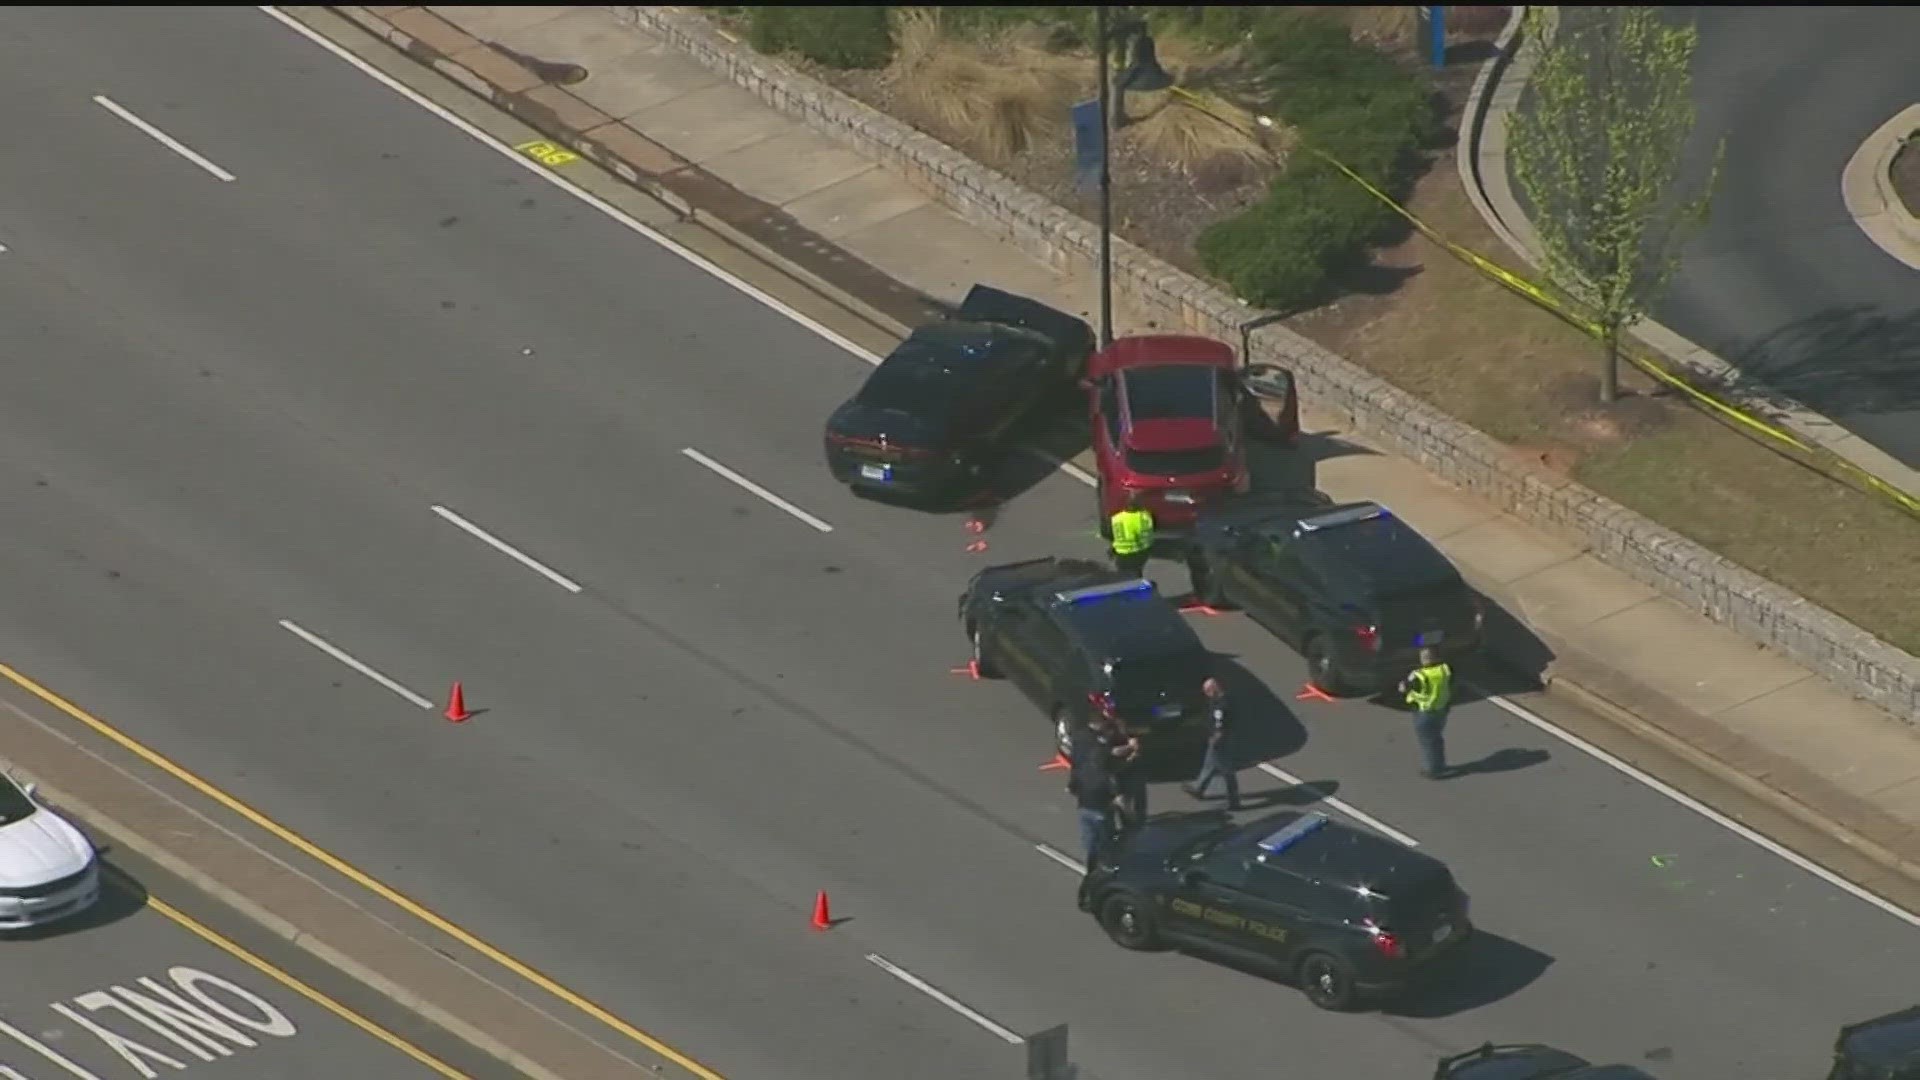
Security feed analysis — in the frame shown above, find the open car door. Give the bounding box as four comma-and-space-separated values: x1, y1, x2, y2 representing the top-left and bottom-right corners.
955, 284, 1096, 375
1239, 362, 1299, 446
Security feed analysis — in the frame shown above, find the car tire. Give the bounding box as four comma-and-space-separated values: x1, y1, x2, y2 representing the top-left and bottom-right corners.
1099, 893, 1163, 951
1052, 706, 1077, 758
969, 626, 1003, 679
1304, 636, 1351, 698
1187, 555, 1230, 608
1296, 951, 1361, 1011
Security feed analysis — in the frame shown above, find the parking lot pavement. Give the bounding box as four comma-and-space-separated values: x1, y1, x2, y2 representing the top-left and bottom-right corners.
0, 849, 507, 1080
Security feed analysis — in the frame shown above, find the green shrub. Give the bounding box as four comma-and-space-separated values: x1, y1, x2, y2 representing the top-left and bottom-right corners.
746, 6, 894, 69
940, 5, 1091, 46
1194, 7, 1439, 309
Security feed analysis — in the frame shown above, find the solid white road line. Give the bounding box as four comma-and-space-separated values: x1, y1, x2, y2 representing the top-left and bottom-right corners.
258, 6, 1106, 496
431, 504, 584, 594
864, 954, 1024, 1046
680, 448, 834, 533
1256, 763, 1422, 848
258, 6, 873, 363
92, 95, 236, 182
1474, 684, 1920, 928
263, 6, 1920, 926
1034, 843, 1085, 874
277, 620, 435, 710
1027, 449, 1098, 488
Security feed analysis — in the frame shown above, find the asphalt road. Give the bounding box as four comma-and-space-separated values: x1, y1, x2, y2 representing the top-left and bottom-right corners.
0, 855, 480, 1079
0, 7, 1914, 1079
1657, 6, 1920, 468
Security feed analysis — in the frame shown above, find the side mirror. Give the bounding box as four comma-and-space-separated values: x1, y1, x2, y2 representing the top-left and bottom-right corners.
21, 782, 37, 800
1077, 378, 1094, 392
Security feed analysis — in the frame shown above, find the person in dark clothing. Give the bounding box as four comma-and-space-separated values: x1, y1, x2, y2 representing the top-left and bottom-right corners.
1067, 716, 1123, 870
1182, 677, 1242, 810
1101, 721, 1148, 830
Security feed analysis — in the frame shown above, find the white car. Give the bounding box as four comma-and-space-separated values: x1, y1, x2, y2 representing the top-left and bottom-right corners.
0, 773, 100, 930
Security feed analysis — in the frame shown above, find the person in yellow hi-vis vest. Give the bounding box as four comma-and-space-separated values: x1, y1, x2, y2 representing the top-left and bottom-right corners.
1398, 647, 1454, 780
1108, 491, 1155, 578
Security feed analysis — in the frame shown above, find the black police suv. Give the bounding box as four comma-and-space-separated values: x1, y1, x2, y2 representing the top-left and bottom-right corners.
1185, 495, 1485, 697
1078, 808, 1472, 1012
1434, 1043, 1661, 1080
824, 284, 1093, 503
1830, 1005, 1920, 1080
958, 557, 1212, 756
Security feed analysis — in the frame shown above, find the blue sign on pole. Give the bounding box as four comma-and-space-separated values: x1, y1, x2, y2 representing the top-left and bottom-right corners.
1420, 6, 1448, 69
1071, 99, 1104, 195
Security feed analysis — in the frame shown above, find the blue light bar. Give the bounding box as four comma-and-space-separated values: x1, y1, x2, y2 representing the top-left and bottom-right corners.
1256, 812, 1331, 856
1054, 579, 1157, 606
1294, 502, 1390, 535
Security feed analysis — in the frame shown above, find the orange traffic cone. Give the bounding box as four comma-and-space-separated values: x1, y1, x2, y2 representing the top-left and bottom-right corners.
811, 890, 833, 930
444, 682, 472, 723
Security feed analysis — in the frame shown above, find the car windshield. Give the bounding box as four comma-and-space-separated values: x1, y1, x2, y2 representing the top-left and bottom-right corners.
0, 778, 36, 826
1106, 652, 1209, 697
1123, 365, 1214, 420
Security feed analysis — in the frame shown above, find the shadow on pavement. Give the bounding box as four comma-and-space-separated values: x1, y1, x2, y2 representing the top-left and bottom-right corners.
1213, 659, 1307, 764
1447, 747, 1552, 779
1247, 429, 1379, 494
1387, 931, 1555, 1018
1455, 589, 1554, 703
0, 857, 148, 941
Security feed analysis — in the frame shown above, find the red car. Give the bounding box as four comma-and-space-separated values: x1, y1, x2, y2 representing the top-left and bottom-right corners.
1084, 335, 1298, 539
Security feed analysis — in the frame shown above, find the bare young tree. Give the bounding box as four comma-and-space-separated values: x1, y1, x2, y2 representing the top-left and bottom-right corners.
1509, 7, 1725, 403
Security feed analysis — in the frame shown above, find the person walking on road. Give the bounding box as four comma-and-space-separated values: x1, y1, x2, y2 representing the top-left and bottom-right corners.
1108, 490, 1155, 578
1183, 677, 1243, 810
1398, 647, 1454, 779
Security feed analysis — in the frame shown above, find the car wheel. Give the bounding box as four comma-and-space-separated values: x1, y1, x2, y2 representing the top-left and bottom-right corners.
1304, 636, 1350, 698
1052, 706, 1077, 757
1099, 893, 1163, 951
1187, 556, 1229, 608
969, 626, 1003, 679
1297, 951, 1361, 1011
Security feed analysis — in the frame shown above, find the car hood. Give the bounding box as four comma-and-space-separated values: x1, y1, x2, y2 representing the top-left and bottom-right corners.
1123, 418, 1218, 453
827, 398, 951, 448
0, 809, 94, 888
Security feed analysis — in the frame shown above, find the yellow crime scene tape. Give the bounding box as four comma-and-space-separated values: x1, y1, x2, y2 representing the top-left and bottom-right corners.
1164, 85, 1920, 522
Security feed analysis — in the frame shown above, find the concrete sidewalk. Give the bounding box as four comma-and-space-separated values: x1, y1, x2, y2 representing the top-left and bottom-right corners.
328, 5, 1920, 883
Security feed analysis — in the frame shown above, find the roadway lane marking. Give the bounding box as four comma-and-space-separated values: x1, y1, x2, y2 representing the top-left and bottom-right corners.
275, 620, 435, 710
1026, 449, 1098, 488
863, 954, 1023, 1046
431, 504, 584, 594
680, 448, 834, 533
1034, 843, 1085, 874
0, 662, 729, 1080
257, 7, 1105, 498
1476, 685, 1920, 929
91, 95, 236, 183
117, 868, 473, 1078
1256, 763, 1422, 848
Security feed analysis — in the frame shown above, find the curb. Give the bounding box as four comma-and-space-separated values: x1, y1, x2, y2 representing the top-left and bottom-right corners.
318, 6, 1920, 887
1459, 8, 1920, 503
1842, 104, 1920, 272
24, 774, 568, 1080
319, 5, 921, 343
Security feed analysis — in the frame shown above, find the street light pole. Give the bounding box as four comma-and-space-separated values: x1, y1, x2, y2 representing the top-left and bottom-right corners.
1094, 4, 1114, 349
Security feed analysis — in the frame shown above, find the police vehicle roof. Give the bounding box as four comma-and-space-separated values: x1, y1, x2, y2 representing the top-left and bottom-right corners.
1229, 810, 1447, 888
1839, 1005, 1920, 1072
1291, 503, 1461, 598
1049, 578, 1205, 659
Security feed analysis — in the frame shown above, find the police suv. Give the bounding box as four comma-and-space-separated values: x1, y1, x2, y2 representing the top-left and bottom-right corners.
1078, 809, 1472, 1011
957, 558, 1212, 756
1185, 495, 1485, 697
1433, 1043, 1660, 1080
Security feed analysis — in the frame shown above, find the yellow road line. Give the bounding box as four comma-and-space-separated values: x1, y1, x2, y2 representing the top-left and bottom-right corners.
0, 661, 726, 1080
116, 867, 472, 1079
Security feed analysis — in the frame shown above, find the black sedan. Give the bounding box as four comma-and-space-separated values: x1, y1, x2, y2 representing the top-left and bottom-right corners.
1434, 1043, 1660, 1080
823, 285, 1092, 504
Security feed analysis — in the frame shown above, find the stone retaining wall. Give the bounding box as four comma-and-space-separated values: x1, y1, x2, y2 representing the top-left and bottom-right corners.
606, 6, 1920, 723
